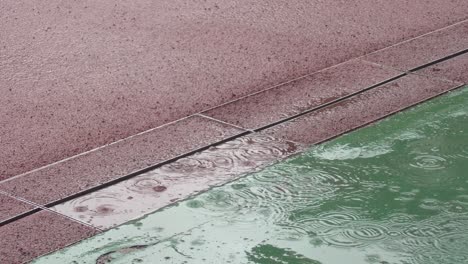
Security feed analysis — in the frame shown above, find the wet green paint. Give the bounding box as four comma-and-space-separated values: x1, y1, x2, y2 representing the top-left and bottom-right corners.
35, 87, 468, 264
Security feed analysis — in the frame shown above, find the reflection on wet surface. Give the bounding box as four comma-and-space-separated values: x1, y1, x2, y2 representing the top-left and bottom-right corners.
36, 87, 468, 264
52, 134, 301, 229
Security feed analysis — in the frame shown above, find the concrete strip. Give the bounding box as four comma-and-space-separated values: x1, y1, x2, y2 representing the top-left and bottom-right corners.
264, 75, 463, 145
417, 53, 468, 83
203, 60, 403, 130
0, 116, 244, 205
364, 21, 468, 71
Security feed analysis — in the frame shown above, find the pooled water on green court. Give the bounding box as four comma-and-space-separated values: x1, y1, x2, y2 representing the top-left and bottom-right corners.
34, 87, 468, 264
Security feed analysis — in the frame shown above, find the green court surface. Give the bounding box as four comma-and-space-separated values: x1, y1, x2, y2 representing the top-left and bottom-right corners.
35, 87, 468, 264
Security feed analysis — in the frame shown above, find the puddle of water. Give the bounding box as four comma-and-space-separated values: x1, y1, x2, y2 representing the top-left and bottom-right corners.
35, 87, 468, 264
52, 134, 301, 229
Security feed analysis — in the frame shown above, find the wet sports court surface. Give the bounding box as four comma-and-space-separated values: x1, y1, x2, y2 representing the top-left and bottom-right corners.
34, 86, 468, 263
2, 1, 468, 263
